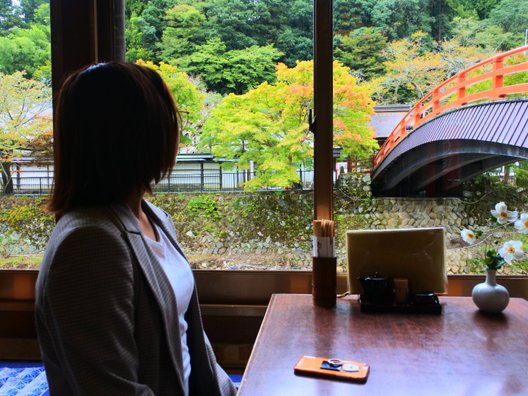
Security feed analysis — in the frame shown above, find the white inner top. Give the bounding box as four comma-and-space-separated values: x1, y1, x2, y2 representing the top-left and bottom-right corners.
145, 224, 194, 396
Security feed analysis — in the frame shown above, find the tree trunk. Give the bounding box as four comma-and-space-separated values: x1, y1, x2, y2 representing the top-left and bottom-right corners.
503, 165, 510, 184
1, 162, 13, 194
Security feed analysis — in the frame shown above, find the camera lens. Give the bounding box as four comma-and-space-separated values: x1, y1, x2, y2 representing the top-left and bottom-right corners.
327, 359, 342, 367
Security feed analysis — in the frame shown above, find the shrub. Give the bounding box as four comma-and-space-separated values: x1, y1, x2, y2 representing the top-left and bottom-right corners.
186, 195, 222, 221
0, 196, 53, 255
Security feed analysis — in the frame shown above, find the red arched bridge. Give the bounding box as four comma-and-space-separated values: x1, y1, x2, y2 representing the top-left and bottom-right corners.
371, 45, 528, 197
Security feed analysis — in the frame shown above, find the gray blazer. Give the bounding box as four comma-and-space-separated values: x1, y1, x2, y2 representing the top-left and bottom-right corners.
35, 201, 236, 396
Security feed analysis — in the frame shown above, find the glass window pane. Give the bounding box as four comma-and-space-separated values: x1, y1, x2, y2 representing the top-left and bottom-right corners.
0, 0, 52, 264
124, 0, 315, 271
332, 1, 528, 277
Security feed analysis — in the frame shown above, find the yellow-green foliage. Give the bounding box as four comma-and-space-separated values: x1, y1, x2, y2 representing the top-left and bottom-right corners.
0, 196, 53, 255
200, 60, 376, 191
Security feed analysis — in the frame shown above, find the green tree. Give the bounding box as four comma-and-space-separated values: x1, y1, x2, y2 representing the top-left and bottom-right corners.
512, 161, 528, 189
184, 0, 312, 67
370, 0, 434, 40
200, 60, 376, 190
487, 0, 528, 45
334, 0, 375, 35
202, 0, 270, 50
184, 38, 282, 95
370, 32, 491, 104
428, 0, 456, 41
0, 0, 22, 32
335, 27, 388, 81
0, 3, 50, 77
125, 0, 171, 62
141, 0, 171, 48
126, 15, 157, 62
20, 0, 49, 25
0, 71, 51, 194
447, 0, 501, 19
275, 27, 313, 66
160, 4, 207, 63
125, 0, 147, 19
273, 0, 313, 66
450, 16, 519, 51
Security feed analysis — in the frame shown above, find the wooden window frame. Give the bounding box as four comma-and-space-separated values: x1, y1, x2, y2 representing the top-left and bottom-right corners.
50, 0, 333, 221
48, 1, 528, 298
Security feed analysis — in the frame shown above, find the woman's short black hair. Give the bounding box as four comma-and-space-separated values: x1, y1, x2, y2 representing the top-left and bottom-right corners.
48, 62, 180, 216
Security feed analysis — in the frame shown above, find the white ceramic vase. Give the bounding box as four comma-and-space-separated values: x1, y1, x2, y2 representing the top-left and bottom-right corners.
472, 269, 509, 314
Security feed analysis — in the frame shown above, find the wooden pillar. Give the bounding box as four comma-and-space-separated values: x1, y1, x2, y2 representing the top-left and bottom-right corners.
313, 0, 333, 220
50, 0, 125, 103
96, 0, 126, 63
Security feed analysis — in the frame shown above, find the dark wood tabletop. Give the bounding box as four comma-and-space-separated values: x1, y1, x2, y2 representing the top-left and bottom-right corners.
238, 294, 528, 396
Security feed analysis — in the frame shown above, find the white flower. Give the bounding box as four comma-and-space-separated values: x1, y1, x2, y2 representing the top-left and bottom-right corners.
498, 240, 524, 263
461, 229, 477, 244
514, 213, 528, 233
491, 202, 518, 224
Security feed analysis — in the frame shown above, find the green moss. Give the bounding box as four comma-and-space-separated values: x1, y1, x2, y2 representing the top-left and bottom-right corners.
1, 173, 527, 273
0, 255, 42, 269
186, 195, 222, 221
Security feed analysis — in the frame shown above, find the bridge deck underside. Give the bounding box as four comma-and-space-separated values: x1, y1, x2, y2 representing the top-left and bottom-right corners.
371, 100, 528, 197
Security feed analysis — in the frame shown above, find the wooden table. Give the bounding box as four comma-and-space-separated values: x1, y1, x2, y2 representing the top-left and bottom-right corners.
238, 294, 528, 396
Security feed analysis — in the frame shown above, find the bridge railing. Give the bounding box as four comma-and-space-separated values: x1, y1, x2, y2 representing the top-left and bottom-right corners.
373, 45, 528, 169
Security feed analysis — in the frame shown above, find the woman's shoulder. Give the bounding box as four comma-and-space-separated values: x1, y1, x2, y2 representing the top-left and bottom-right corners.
36, 206, 136, 308
45, 206, 131, 258
143, 200, 169, 221
55, 206, 121, 236
41, 206, 131, 275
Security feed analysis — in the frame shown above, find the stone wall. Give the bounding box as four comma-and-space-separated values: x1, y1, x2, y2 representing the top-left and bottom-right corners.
333, 173, 527, 275
1, 172, 525, 274
159, 193, 474, 272
351, 197, 470, 274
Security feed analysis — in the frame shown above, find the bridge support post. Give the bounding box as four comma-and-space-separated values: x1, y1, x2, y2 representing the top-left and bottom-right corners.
457, 74, 466, 105
493, 58, 504, 96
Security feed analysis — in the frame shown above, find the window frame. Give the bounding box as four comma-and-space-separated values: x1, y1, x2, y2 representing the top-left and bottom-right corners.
48, 1, 528, 300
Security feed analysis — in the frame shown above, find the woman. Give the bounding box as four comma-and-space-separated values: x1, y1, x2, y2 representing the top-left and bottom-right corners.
35, 63, 236, 396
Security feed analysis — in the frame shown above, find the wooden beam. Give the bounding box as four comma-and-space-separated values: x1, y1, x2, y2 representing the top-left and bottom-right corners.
313, 0, 333, 220
50, 0, 96, 100
96, 0, 126, 62
50, 0, 125, 103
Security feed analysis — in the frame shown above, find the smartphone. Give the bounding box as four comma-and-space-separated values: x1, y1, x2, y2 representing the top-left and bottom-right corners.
294, 356, 369, 382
